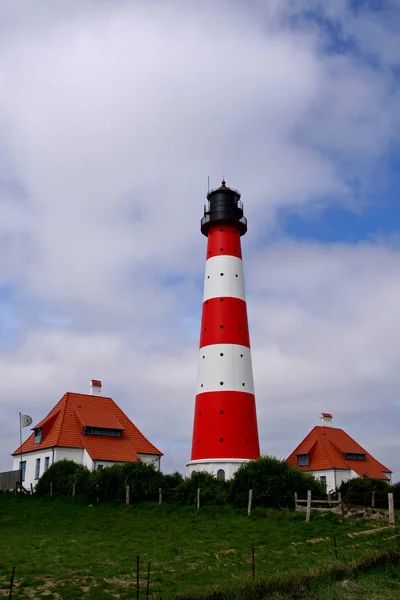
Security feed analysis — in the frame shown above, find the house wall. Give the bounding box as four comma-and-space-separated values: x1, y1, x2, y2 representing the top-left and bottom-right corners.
83, 449, 93, 470
336, 469, 354, 488
309, 469, 353, 493
138, 453, 161, 470
309, 469, 337, 493
54, 447, 84, 464
12, 447, 55, 491
310, 469, 354, 493
382, 472, 392, 483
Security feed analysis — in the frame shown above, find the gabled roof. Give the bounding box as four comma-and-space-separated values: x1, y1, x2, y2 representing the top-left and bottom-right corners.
13, 391, 162, 462
286, 425, 391, 480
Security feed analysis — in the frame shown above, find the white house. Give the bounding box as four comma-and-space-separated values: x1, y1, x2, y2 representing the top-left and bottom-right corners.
12, 380, 162, 491
286, 413, 392, 494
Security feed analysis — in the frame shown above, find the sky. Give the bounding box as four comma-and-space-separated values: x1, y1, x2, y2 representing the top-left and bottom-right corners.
1, 0, 400, 481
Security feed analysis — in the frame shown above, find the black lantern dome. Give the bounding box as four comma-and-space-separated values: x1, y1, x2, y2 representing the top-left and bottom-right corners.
200, 180, 247, 236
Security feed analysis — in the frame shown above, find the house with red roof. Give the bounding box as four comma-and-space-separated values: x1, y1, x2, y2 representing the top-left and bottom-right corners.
286, 413, 391, 493
12, 380, 162, 490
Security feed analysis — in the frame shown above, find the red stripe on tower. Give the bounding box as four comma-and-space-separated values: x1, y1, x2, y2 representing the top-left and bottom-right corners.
186, 181, 260, 480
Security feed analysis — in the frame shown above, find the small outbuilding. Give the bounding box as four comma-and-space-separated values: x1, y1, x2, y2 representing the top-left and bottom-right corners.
12, 380, 162, 490
286, 413, 391, 493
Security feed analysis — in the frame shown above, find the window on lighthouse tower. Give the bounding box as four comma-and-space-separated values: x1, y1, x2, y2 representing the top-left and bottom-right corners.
217, 469, 225, 481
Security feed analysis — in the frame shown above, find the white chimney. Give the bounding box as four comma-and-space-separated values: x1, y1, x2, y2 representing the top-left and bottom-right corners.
319, 413, 333, 427
90, 379, 102, 395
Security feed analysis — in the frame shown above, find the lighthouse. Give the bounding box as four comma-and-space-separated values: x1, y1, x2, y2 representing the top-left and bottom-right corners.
186, 181, 260, 480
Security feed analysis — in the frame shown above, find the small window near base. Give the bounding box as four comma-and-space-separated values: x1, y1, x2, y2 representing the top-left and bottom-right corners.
217, 469, 225, 481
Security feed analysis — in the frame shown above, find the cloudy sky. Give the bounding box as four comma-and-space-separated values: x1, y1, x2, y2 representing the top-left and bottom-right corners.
1, 0, 400, 481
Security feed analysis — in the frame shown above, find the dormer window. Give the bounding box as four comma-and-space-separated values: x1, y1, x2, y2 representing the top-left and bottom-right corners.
82, 426, 122, 437
343, 453, 365, 461
34, 428, 42, 444
298, 454, 309, 466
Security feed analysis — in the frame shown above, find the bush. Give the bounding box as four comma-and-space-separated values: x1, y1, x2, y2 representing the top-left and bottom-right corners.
35, 460, 92, 497
91, 461, 165, 503
339, 475, 391, 507
230, 456, 327, 508
391, 482, 400, 508
162, 471, 184, 489
178, 471, 229, 506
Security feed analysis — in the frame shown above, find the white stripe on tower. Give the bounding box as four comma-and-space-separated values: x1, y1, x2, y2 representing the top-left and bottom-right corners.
203, 255, 245, 302
197, 344, 254, 395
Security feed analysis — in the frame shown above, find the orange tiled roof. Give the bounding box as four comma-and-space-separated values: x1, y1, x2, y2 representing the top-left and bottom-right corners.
74, 408, 123, 430
286, 425, 391, 480
13, 391, 162, 461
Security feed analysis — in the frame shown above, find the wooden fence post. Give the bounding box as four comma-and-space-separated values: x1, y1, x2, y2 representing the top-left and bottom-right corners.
159, 488, 162, 505
146, 561, 151, 600
197, 488, 200, 510
72, 483, 76, 498
333, 535, 338, 560
8, 566, 15, 599
372, 491, 375, 508
248, 489, 253, 516
306, 490, 312, 522
251, 542, 255, 581
338, 491, 344, 515
50, 482, 53, 496
388, 492, 395, 525
136, 555, 140, 600
30, 483, 33, 495
126, 485, 130, 506
294, 492, 298, 511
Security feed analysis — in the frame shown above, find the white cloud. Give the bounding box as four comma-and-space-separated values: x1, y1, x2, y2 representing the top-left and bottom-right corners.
0, 0, 399, 482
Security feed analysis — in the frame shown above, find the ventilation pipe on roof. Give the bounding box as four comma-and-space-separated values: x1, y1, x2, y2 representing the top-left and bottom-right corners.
90, 380, 102, 395
320, 413, 332, 427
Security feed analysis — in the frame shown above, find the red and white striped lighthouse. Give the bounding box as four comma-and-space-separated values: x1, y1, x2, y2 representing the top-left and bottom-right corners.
186, 181, 260, 480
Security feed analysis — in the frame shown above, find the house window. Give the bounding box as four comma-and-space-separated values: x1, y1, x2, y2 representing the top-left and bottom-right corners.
320, 475, 327, 488
83, 427, 122, 437
20, 461, 26, 482
298, 454, 309, 466
97, 464, 104, 470
35, 458, 41, 479
34, 429, 42, 444
44, 457, 50, 472
343, 453, 365, 461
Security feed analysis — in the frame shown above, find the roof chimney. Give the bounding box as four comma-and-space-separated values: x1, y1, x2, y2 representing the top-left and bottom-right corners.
320, 413, 333, 427
90, 380, 102, 395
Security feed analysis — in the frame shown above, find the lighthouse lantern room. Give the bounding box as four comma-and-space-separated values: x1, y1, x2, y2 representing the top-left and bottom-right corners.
186, 181, 260, 480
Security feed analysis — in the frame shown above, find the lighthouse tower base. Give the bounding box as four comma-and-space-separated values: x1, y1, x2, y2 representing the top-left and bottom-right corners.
186, 458, 250, 481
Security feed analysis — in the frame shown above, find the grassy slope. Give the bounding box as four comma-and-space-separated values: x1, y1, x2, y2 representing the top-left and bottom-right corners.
271, 562, 400, 600
0, 494, 399, 599
317, 563, 400, 599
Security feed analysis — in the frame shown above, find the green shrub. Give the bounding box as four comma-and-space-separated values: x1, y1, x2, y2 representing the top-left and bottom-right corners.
35, 460, 92, 497
162, 471, 184, 489
178, 471, 229, 506
339, 475, 391, 507
91, 461, 164, 503
230, 456, 327, 508
391, 481, 400, 507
